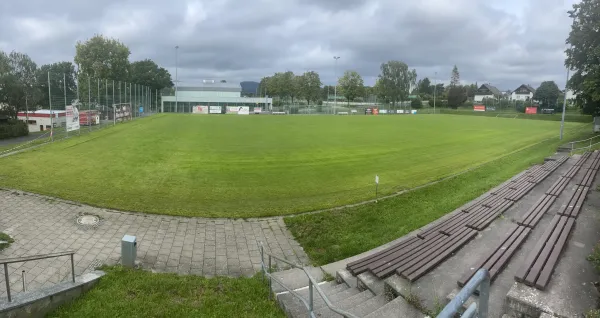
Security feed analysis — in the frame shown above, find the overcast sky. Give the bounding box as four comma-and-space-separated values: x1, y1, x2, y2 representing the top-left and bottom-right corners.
0, 0, 577, 90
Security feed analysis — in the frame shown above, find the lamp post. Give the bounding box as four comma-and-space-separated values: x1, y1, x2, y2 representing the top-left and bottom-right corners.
175, 45, 179, 113
560, 68, 570, 140
333, 56, 340, 115
433, 72, 437, 114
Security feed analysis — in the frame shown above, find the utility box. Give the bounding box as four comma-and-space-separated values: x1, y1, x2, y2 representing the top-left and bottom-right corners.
121, 235, 137, 268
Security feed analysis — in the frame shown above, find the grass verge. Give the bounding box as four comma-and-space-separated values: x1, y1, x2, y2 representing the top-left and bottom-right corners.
48, 266, 284, 318
285, 133, 590, 265
0, 232, 14, 251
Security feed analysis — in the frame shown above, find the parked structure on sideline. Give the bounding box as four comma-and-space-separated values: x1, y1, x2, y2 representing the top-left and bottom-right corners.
161, 80, 272, 113
17, 110, 66, 132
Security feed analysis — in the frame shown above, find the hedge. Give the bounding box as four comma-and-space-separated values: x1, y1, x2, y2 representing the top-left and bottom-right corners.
0, 120, 29, 140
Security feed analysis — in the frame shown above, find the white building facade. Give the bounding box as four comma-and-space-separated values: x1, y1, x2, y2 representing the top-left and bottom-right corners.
510, 84, 535, 101
474, 84, 501, 102
17, 110, 66, 132
161, 81, 272, 113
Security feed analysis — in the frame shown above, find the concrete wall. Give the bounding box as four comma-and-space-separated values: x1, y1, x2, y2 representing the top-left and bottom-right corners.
0, 271, 104, 318
177, 90, 240, 98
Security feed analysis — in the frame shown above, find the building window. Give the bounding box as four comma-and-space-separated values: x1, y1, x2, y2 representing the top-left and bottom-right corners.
46, 125, 51, 129
27, 120, 36, 125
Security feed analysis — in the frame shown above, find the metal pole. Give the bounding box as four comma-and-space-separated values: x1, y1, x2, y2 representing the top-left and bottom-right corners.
309, 280, 314, 315
155, 89, 158, 114
21, 270, 25, 292
4, 263, 11, 302
130, 83, 132, 119
48, 72, 54, 141
88, 77, 91, 132
268, 255, 272, 299
333, 56, 340, 115
64, 73, 68, 138
105, 79, 108, 122
434, 72, 437, 114
175, 45, 179, 113
560, 68, 570, 140
259, 244, 264, 283
70, 254, 75, 283
112, 80, 115, 124
478, 270, 490, 318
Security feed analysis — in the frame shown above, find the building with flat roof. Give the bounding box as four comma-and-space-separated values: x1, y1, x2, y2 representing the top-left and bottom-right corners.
161, 81, 272, 113
17, 110, 66, 132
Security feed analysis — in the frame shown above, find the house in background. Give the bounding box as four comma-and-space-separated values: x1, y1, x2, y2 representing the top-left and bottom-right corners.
474, 84, 502, 102
510, 84, 535, 101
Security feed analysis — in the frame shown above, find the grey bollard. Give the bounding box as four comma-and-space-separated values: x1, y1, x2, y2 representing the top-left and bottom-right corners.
121, 235, 137, 268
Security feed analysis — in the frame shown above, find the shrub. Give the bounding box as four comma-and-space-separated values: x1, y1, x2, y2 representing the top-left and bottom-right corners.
0, 119, 28, 140
411, 97, 423, 109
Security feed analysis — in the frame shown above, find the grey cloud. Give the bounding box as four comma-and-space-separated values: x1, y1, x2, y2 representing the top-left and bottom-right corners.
0, 0, 576, 90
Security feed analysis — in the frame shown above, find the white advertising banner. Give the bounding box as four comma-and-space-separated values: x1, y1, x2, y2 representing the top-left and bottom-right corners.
397, 110, 404, 114
65, 105, 80, 132
237, 106, 250, 115
254, 107, 262, 114
209, 106, 222, 114
380, 109, 388, 114
227, 106, 239, 113
193, 106, 209, 114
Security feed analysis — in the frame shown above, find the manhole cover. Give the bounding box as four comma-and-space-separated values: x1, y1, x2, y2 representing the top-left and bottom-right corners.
77, 215, 100, 226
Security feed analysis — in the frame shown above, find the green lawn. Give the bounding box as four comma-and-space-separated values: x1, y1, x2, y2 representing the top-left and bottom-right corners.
49, 266, 284, 318
0, 114, 587, 218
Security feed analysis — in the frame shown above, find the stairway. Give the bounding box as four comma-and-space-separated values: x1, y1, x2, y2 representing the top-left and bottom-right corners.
272, 267, 425, 318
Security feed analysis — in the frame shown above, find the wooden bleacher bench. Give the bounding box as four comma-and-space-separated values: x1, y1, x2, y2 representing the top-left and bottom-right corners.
515, 215, 575, 290
458, 224, 531, 287
557, 185, 589, 218
577, 168, 597, 187
546, 177, 570, 196
517, 195, 556, 228
346, 236, 421, 276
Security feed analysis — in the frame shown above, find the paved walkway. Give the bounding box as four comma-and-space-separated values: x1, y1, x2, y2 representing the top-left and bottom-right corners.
0, 189, 308, 298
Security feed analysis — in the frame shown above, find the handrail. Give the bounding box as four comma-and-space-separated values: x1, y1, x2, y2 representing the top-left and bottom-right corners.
258, 242, 358, 318
1, 250, 76, 302
437, 268, 490, 318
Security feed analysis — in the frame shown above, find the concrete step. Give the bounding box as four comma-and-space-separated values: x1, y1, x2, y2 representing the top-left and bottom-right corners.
313, 290, 375, 318
336, 268, 357, 288
363, 295, 425, 318
348, 294, 389, 317
318, 281, 352, 297
357, 271, 385, 295
271, 266, 324, 293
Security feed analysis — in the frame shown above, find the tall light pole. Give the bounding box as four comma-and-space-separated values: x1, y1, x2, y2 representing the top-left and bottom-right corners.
175, 45, 179, 113
560, 68, 570, 140
333, 56, 340, 115
433, 72, 437, 114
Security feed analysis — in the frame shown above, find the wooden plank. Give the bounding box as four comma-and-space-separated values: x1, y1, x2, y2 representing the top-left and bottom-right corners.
440, 212, 480, 235
524, 196, 556, 228
523, 216, 567, 286
546, 177, 570, 196
469, 200, 513, 231
457, 225, 520, 287
570, 186, 589, 218
417, 213, 462, 239
515, 215, 561, 282
534, 218, 575, 290
369, 233, 447, 278
506, 183, 536, 201
519, 195, 556, 228
482, 193, 508, 208
346, 236, 422, 273
403, 229, 478, 282
489, 226, 532, 282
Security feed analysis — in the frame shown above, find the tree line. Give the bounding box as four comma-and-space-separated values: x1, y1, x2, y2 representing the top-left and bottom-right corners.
0, 35, 174, 119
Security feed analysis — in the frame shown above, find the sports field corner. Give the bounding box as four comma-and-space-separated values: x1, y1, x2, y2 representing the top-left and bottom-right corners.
0, 113, 589, 219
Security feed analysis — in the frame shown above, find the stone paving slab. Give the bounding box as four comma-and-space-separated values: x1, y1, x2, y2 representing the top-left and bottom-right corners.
0, 189, 308, 299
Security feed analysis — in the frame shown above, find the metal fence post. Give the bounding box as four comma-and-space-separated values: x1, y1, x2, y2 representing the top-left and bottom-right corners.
21, 270, 25, 292
571, 142, 574, 155
268, 255, 272, 299
308, 280, 313, 317
478, 271, 490, 318
70, 254, 75, 282
259, 243, 264, 283
590, 138, 593, 151
4, 263, 11, 302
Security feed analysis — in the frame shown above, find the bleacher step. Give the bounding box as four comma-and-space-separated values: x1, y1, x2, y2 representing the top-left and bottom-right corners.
313, 290, 375, 318
336, 268, 357, 288
348, 295, 389, 317
357, 271, 385, 295
363, 295, 424, 318
271, 266, 324, 293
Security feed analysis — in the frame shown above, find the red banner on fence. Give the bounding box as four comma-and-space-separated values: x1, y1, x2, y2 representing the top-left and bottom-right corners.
526, 107, 538, 114
474, 105, 486, 112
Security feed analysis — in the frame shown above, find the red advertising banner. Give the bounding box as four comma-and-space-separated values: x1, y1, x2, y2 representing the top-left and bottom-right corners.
525, 107, 538, 114
474, 105, 486, 112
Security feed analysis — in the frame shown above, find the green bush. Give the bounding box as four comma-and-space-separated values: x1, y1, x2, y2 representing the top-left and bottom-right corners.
0, 232, 14, 251
411, 97, 423, 109
0, 120, 28, 140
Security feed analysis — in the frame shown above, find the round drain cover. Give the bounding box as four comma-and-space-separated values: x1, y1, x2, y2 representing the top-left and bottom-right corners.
77, 215, 100, 226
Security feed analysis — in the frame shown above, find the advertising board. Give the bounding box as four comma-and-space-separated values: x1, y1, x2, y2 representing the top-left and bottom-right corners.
193, 106, 209, 114
65, 106, 80, 132
474, 105, 486, 112
526, 107, 538, 114
237, 106, 250, 115
209, 106, 222, 114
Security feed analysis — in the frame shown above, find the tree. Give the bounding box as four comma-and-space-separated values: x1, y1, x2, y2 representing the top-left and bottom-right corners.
533, 81, 561, 109
565, 0, 600, 116
418, 77, 432, 96
377, 61, 416, 108
298, 71, 322, 105
411, 97, 423, 109
447, 66, 467, 108
75, 34, 131, 80
338, 70, 364, 105
0, 51, 39, 117
129, 59, 173, 91
36, 62, 77, 109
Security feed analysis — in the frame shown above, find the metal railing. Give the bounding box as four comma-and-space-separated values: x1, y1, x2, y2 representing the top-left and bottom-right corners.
1, 251, 76, 302
437, 268, 490, 318
569, 135, 600, 155
258, 242, 358, 318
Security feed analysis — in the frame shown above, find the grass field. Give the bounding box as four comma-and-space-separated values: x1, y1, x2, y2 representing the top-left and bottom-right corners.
49, 266, 283, 318
0, 114, 587, 218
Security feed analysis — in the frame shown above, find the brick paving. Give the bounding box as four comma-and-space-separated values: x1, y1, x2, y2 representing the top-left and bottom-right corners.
0, 189, 308, 298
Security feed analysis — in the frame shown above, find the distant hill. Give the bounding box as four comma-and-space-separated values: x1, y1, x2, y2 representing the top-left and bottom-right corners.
241, 81, 259, 96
